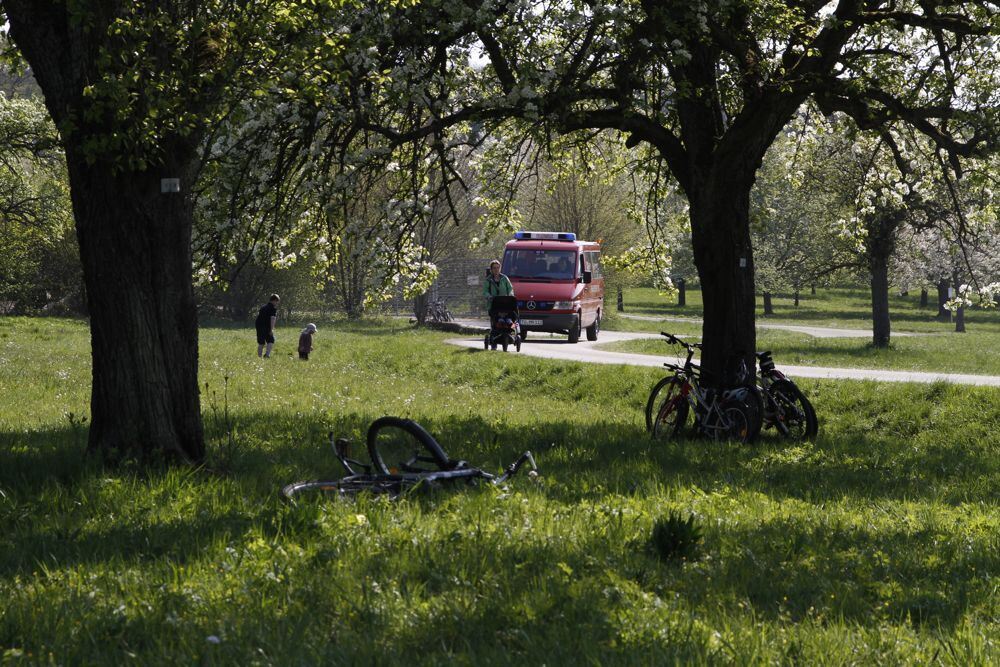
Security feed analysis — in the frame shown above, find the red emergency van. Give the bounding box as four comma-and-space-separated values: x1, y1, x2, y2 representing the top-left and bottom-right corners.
501, 231, 605, 343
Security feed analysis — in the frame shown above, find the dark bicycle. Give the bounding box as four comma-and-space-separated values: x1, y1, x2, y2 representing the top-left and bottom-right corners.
755, 350, 818, 440
282, 417, 537, 500
645, 332, 763, 443
425, 299, 454, 323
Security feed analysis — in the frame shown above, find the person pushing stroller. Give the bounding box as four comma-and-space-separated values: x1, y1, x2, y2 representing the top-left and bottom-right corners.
482, 259, 513, 307
483, 259, 520, 351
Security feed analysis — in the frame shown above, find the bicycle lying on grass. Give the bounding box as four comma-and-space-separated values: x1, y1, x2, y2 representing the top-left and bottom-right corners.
282, 417, 537, 500
645, 332, 764, 443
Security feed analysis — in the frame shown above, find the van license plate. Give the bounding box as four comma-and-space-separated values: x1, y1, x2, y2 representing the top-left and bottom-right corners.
521, 319, 543, 326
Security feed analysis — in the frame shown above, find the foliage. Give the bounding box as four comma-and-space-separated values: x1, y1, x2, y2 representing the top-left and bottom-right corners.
0, 92, 78, 312
752, 111, 860, 293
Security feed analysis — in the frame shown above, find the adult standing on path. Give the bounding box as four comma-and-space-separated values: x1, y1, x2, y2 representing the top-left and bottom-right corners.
482, 259, 514, 309
255, 294, 280, 358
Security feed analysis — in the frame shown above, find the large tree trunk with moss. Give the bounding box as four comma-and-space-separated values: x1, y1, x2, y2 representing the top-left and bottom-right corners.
7, 1, 206, 462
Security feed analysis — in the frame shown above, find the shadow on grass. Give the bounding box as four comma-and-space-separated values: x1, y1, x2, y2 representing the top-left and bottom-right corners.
1, 408, 996, 635
3, 406, 995, 517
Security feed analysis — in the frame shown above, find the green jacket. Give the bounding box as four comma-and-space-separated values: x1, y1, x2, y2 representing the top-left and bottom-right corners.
483, 273, 514, 303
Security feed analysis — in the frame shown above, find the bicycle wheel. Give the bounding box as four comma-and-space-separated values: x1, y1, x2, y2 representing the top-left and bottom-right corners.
281, 478, 402, 500
652, 394, 689, 440
367, 417, 452, 475
769, 380, 818, 440
719, 398, 753, 443
726, 384, 764, 443
645, 375, 683, 431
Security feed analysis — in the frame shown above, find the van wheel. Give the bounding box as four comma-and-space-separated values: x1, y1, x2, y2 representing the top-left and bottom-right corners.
586, 312, 600, 341
568, 314, 581, 343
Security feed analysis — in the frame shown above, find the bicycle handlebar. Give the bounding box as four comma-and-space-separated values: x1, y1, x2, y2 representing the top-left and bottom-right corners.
660, 332, 702, 352
498, 450, 536, 483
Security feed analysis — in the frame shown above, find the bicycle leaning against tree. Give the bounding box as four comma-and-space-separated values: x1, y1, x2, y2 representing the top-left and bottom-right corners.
645, 332, 764, 443
754, 350, 818, 440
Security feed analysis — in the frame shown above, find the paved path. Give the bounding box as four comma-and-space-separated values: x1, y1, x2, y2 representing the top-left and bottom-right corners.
446, 329, 1000, 387
616, 313, 930, 338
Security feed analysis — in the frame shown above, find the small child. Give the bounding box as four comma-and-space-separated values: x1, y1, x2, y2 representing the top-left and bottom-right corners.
298, 323, 318, 360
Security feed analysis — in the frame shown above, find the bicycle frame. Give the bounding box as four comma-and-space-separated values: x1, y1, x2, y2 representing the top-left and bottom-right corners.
653, 333, 753, 441
283, 428, 537, 500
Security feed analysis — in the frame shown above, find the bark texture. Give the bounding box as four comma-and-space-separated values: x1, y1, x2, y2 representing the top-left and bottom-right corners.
6, 1, 205, 462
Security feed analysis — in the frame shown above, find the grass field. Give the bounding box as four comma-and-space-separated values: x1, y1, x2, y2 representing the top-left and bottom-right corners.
1, 316, 999, 663
608, 286, 1000, 332
601, 287, 1000, 375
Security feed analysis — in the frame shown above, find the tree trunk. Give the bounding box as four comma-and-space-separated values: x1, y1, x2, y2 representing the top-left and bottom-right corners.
870, 255, 891, 348
793, 290, 800, 307
811, 284, 816, 295
953, 271, 965, 333
762, 292, 774, 316
677, 278, 686, 307
616, 285, 624, 312
7, 2, 205, 463
919, 288, 928, 308
689, 191, 756, 388
865, 211, 901, 349
68, 152, 205, 462
414, 292, 428, 324
936, 279, 950, 321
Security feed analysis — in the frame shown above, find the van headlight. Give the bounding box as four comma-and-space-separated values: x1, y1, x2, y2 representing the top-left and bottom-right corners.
553, 300, 577, 310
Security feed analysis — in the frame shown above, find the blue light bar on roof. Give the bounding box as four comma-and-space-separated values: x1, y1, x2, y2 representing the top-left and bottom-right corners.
514, 231, 577, 241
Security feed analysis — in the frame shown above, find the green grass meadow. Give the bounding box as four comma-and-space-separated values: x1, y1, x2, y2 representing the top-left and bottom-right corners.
1, 315, 999, 663
602, 287, 1000, 375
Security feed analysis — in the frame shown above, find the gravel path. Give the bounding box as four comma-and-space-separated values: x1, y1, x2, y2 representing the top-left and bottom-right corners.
615, 313, 931, 338
445, 328, 1000, 387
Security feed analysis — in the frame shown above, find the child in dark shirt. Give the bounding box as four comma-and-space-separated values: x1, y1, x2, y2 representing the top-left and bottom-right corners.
298, 323, 318, 360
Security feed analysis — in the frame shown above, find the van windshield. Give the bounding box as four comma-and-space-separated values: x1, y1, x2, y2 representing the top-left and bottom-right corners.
503, 249, 577, 281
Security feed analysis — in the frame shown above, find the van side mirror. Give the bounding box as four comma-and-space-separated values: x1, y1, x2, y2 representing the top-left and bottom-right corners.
582, 270, 593, 284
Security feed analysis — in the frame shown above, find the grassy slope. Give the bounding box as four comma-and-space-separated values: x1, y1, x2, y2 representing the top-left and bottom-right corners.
600, 288, 1000, 375
0, 316, 998, 664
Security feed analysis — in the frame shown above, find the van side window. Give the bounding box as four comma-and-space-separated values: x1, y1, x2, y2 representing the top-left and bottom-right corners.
583, 251, 602, 279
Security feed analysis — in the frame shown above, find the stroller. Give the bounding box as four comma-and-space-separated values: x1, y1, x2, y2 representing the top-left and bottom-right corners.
485, 295, 521, 352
